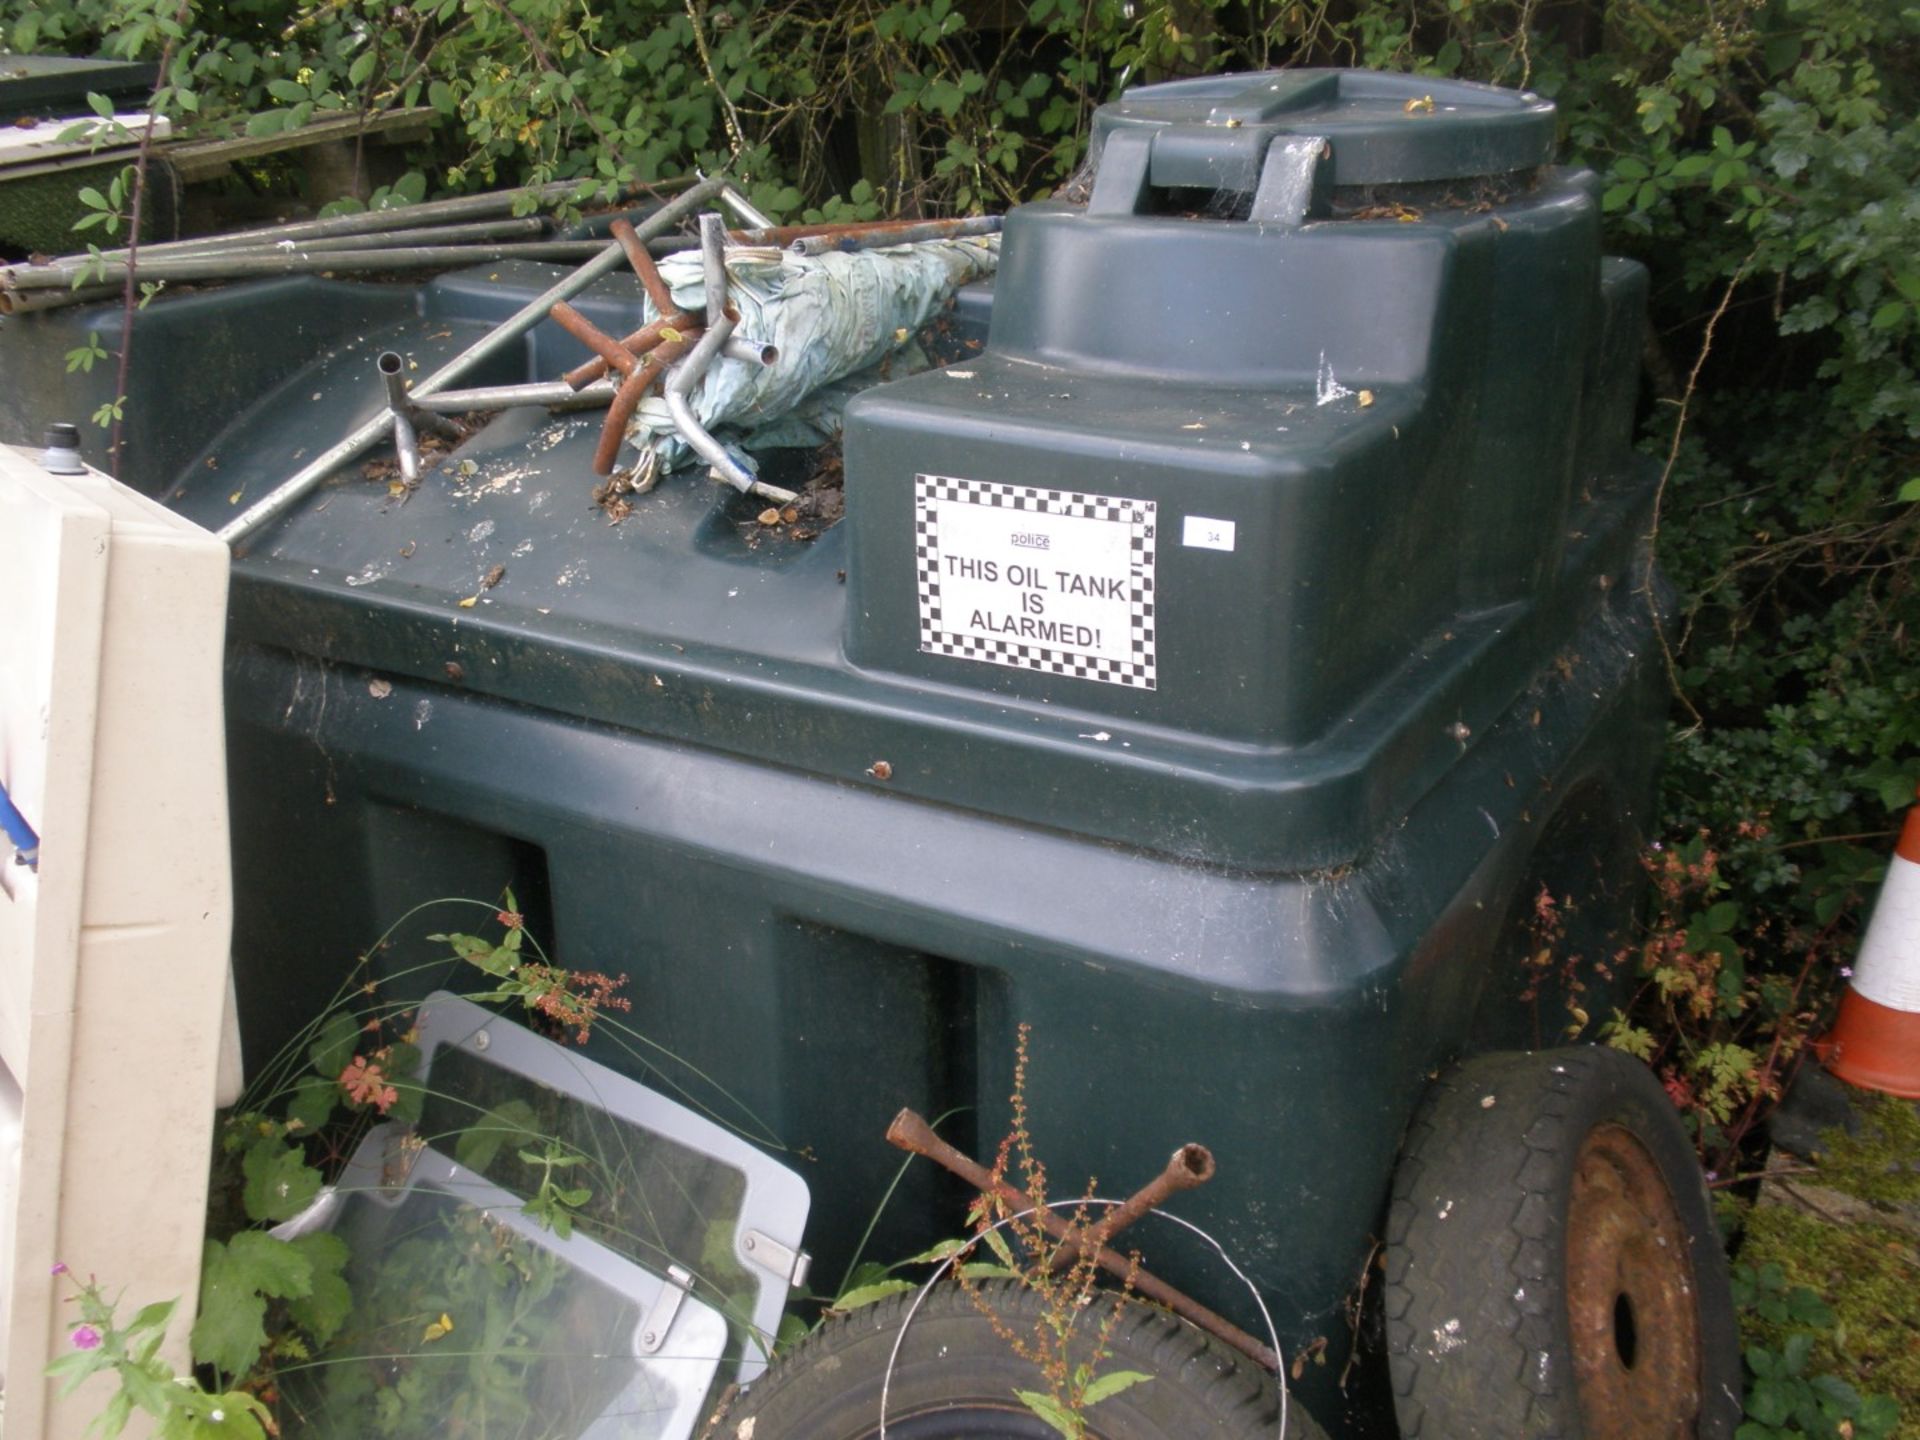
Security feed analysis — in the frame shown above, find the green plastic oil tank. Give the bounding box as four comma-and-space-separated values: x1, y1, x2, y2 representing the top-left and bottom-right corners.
0, 69, 1668, 1437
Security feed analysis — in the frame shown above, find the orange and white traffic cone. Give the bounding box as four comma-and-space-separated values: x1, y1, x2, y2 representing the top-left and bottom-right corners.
1816, 788, 1920, 1097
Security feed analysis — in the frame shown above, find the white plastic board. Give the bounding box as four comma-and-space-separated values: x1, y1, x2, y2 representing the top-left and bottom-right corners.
0, 446, 236, 1438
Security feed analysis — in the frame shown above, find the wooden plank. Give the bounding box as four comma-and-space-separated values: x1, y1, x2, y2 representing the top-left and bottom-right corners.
164, 106, 436, 182
0, 113, 171, 172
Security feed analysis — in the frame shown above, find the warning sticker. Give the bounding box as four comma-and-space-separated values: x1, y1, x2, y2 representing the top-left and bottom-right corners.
915, 474, 1156, 689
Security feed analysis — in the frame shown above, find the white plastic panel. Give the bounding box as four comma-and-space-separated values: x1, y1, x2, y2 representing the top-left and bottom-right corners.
0, 445, 236, 1437
412, 993, 810, 1383
301, 1125, 729, 1440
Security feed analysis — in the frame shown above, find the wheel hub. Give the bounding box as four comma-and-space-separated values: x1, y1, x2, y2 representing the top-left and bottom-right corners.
1565, 1123, 1703, 1437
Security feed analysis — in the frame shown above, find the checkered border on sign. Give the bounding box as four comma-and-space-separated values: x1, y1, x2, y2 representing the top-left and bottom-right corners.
914, 473, 1157, 690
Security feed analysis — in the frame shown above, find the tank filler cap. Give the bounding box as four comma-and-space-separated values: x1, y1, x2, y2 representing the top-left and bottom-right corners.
1086, 68, 1557, 214
41, 422, 85, 474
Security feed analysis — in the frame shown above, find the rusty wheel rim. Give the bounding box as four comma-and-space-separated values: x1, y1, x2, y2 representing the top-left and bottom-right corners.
1565, 1123, 1702, 1438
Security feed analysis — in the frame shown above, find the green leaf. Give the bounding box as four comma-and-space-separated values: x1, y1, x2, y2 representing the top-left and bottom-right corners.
99, 1388, 135, 1438
454, 1098, 539, 1171
1858, 1394, 1901, 1434
284, 1232, 351, 1345
193, 1234, 313, 1378
901, 1236, 971, 1265
1782, 1331, 1812, 1376
1013, 1389, 1079, 1439
955, 1261, 1017, 1280
285, 1076, 339, 1135
1613, 155, 1650, 180
1785, 1286, 1834, 1328
980, 1226, 1017, 1270
1897, 476, 1920, 504
46, 1348, 108, 1393
1081, 1369, 1152, 1406
308, 1012, 360, 1078
833, 1278, 916, 1310
1746, 1376, 1791, 1425
1870, 301, 1908, 331
1810, 1372, 1860, 1411
117, 1363, 176, 1420
240, 1136, 323, 1222
265, 78, 307, 104
125, 1298, 179, 1337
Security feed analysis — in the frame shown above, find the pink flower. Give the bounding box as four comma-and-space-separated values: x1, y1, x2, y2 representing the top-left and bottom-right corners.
339, 1054, 399, 1114
50, 1262, 68, 1277
70, 1325, 101, 1350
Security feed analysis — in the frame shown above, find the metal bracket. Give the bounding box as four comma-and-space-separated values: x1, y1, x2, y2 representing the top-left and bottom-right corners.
638, 1264, 693, 1355
741, 1229, 811, 1290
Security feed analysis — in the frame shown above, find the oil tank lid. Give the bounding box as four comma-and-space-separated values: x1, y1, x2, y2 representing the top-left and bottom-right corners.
1089, 68, 1557, 198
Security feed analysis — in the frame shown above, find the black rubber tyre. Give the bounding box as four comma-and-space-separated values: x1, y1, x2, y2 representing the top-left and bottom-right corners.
1384, 1047, 1741, 1440
720, 1280, 1328, 1439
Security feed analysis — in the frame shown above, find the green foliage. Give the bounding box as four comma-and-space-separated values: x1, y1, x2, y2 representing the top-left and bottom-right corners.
47, 1270, 274, 1440
1599, 833, 1824, 1164
299, 1205, 572, 1438
192, 1230, 345, 1381
170, 899, 655, 1429
514, 1139, 594, 1240
951, 1025, 1150, 1439
65, 332, 108, 374
1731, 1258, 1905, 1439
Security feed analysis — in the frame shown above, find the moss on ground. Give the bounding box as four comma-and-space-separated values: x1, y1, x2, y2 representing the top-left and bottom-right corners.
1737, 1095, 1920, 1421
1812, 1094, 1920, 1210
1739, 1201, 1920, 1412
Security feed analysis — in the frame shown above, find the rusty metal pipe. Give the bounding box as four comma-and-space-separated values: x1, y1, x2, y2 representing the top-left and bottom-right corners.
721, 216, 965, 246
559, 310, 700, 390
1053, 1142, 1216, 1270
218, 177, 723, 545
551, 301, 641, 379
790, 216, 1002, 257
610, 217, 679, 318
592, 332, 697, 476
885, 1109, 1279, 1373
